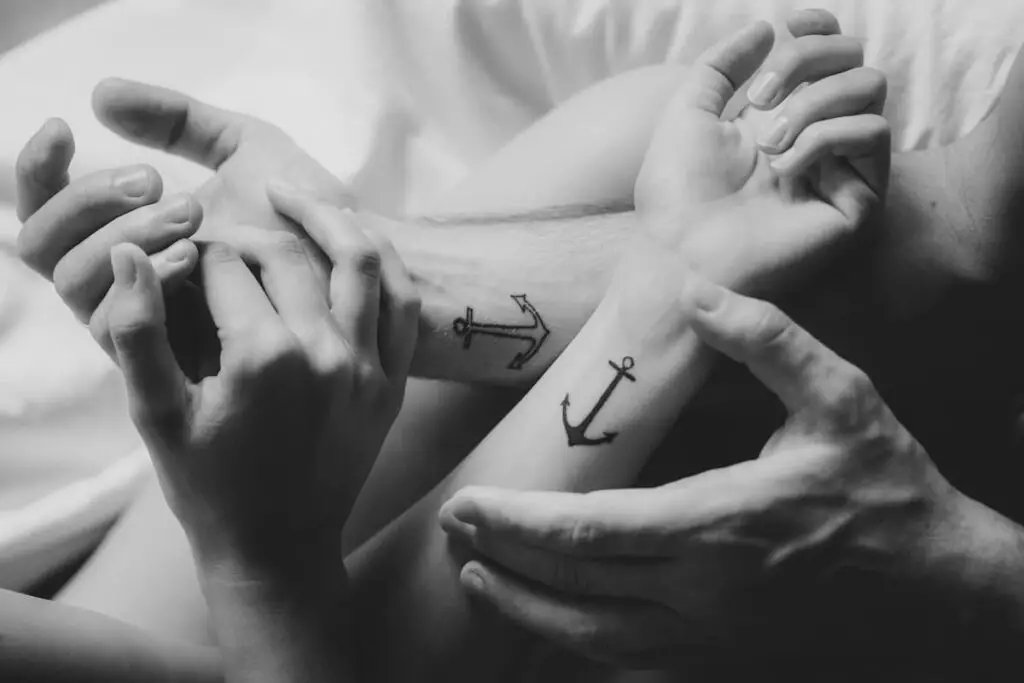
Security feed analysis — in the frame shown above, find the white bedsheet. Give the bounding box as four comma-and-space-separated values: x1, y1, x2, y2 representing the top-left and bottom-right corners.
1, 0, 1021, 589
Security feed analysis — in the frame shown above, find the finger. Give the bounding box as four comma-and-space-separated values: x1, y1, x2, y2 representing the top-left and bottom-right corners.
786, 8, 842, 38
814, 155, 887, 229
267, 181, 382, 355
758, 67, 887, 154
92, 78, 241, 169
150, 239, 201, 291
234, 228, 333, 340
18, 165, 163, 278
90, 239, 200, 359
461, 529, 664, 601
53, 194, 202, 320
107, 243, 189, 437
363, 226, 420, 384
685, 273, 877, 415
747, 35, 863, 110
443, 461, 788, 556
200, 242, 278, 342
772, 114, 891, 189
441, 486, 684, 558
461, 560, 680, 666
672, 20, 775, 118
15, 118, 75, 222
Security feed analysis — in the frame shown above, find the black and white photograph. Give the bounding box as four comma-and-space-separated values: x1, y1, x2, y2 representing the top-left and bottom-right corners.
1, 1, 1023, 680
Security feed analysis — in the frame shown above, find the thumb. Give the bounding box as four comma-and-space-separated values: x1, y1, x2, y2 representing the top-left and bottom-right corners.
92, 78, 241, 169
669, 20, 775, 118
685, 273, 857, 413
108, 243, 189, 438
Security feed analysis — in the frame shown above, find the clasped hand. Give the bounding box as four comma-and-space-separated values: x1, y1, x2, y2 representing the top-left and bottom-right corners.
100, 185, 417, 570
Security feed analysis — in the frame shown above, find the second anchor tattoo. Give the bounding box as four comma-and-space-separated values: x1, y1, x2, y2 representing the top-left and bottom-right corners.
561, 356, 636, 447
453, 294, 550, 370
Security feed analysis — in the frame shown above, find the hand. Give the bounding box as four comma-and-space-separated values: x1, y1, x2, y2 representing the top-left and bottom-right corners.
91, 78, 355, 284
15, 119, 202, 356
634, 9, 890, 296
439, 275, 971, 672
265, 180, 421, 505
102, 202, 416, 564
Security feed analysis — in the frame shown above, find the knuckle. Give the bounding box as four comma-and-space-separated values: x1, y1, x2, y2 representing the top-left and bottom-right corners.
354, 358, 388, 392
131, 399, 187, 440
51, 258, 97, 318
204, 241, 239, 264
313, 334, 354, 379
237, 329, 302, 374
861, 67, 888, 96
268, 231, 307, 258
800, 125, 828, 152
50, 260, 80, 303
565, 517, 603, 551
85, 175, 121, 205
744, 303, 793, 355
868, 115, 892, 142
346, 243, 382, 279
89, 314, 114, 351
108, 310, 157, 350
821, 364, 882, 428
15, 228, 42, 269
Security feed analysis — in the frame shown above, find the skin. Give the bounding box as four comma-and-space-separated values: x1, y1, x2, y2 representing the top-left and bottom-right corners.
441, 276, 1016, 680
7, 5, 1024, 681
7, 13, 893, 683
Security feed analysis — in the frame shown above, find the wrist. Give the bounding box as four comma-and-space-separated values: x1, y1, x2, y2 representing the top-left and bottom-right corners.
191, 527, 346, 590
924, 490, 1024, 656
194, 531, 356, 682
602, 240, 696, 332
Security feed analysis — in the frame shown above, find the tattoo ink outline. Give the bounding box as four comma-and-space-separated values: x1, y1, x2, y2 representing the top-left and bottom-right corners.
561, 356, 636, 447
453, 294, 550, 370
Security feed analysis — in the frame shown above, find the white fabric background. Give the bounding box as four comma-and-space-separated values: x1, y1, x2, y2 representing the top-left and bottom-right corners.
1, 0, 1021, 589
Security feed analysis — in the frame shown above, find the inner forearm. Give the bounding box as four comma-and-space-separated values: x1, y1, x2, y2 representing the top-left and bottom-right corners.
368, 208, 635, 385
345, 281, 715, 681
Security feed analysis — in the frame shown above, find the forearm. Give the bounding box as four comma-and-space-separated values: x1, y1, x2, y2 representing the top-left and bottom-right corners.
0, 589, 221, 683
193, 543, 356, 683
928, 493, 1024, 669
345, 273, 715, 681
367, 208, 635, 385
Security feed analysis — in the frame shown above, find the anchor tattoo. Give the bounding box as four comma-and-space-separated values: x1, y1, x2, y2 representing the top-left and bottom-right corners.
453, 294, 550, 370
561, 356, 636, 447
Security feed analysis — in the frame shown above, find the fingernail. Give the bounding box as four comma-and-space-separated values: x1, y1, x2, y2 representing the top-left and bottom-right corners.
747, 72, 780, 107
461, 565, 486, 592
114, 168, 152, 198
689, 275, 727, 314
161, 195, 193, 224
111, 246, 138, 288
160, 239, 193, 265
758, 116, 789, 152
